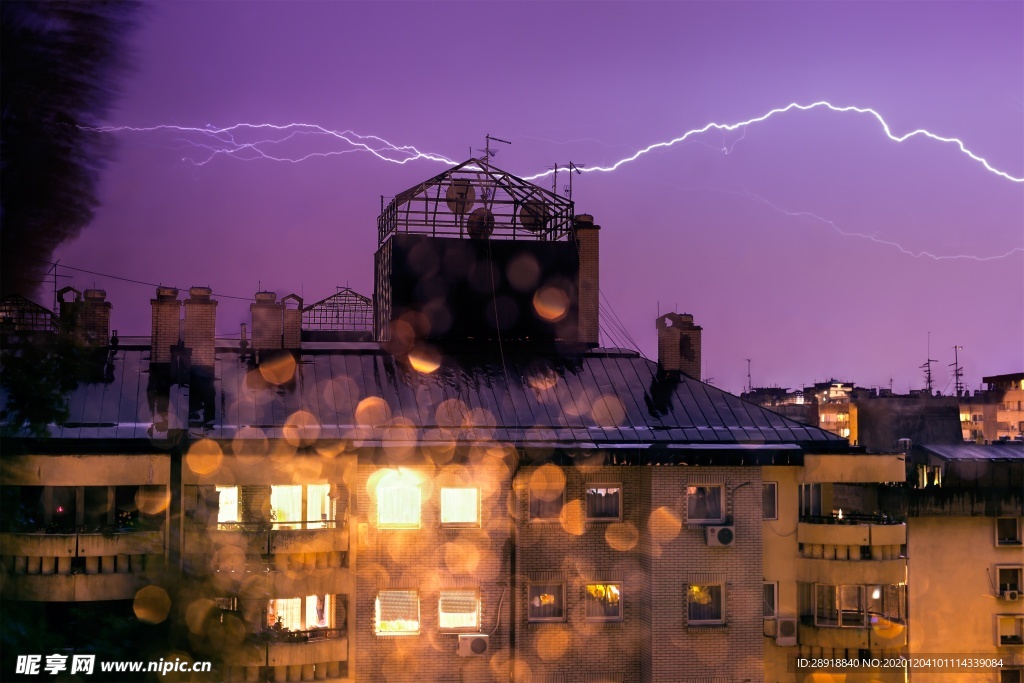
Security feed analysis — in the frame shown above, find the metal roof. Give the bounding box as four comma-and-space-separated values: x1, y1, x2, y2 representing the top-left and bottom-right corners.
919, 442, 1024, 461
1, 344, 845, 452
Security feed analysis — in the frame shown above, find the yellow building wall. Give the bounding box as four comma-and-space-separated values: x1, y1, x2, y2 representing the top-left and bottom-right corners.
908, 516, 1024, 683
764, 466, 802, 683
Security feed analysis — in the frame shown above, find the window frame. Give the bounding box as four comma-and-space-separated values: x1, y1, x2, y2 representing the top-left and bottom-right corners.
584, 484, 623, 522
997, 614, 1024, 646
438, 589, 481, 631
762, 482, 778, 520
799, 483, 822, 518
686, 484, 725, 525
686, 582, 725, 626
439, 487, 481, 528
763, 582, 777, 619
996, 565, 1023, 593
376, 483, 422, 530
375, 590, 420, 635
527, 582, 566, 623
528, 485, 565, 523
583, 582, 623, 622
996, 518, 1023, 546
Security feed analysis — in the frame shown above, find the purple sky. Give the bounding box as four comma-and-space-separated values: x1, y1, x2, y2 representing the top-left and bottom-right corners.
55, 1, 1022, 395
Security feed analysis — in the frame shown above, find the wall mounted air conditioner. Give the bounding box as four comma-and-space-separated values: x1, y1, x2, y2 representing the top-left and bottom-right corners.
1002, 589, 1020, 601
776, 617, 798, 647
705, 525, 735, 547
457, 633, 490, 656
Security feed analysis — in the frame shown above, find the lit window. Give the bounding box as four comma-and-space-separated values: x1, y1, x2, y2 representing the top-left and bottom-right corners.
268, 594, 334, 631
271, 484, 303, 528
687, 583, 723, 625
763, 582, 777, 618
528, 582, 565, 622
585, 485, 622, 521
584, 583, 622, 622
438, 590, 481, 630
306, 484, 333, 529
440, 488, 480, 527
529, 485, 564, 521
998, 615, 1024, 646
375, 590, 419, 634
686, 485, 724, 524
996, 518, 1023, 546
762, 482, 777, 520
814, 584, 905, 628
997, 566, 1023, 593
216, 486, 238, 526
867, 584, 906, 623
268, 597, 301, 631
377, 474, 421, 529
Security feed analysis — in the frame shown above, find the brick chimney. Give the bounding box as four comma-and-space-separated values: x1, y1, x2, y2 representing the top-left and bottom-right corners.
183, 286, 217, 367
575, 215, 600, 346
150, 287, 181, 363
59, 287, 113, 346
282, 294, 303, 349
250, 291, 283, 350
656, 312, 702, 380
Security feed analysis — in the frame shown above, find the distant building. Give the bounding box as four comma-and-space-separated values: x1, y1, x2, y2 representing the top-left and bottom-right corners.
893, 443, 1024, 683
960, 373, 1024, 444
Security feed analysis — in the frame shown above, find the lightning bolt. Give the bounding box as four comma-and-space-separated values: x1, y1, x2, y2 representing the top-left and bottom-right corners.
744, 191, 1024, 261
521, 101, 1023, 183
86, 122, 460, 167
88, 100, 1023, 183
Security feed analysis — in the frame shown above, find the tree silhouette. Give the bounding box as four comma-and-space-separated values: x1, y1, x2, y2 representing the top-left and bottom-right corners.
1, 1, 140, 299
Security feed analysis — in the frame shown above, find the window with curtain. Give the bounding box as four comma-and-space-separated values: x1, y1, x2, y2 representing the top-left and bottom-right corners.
377, 483, 421, 529
306, 484, 332, 529
686, 485, 724, 523
585, 485, 621, 520
528, 583, 565, 622
584, 583, 622, 621
440, 488, 479, 526
270, 484, 302, 528
529, 486, 564, 521
375, 590, 419, 634
687, 584, 723, 625
216, 486, 238, 526
439, 590, 481, 630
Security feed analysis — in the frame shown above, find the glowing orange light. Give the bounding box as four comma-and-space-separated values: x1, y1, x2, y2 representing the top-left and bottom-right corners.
185, 438, 223, 475
533, 286, 570, 322
258, 352, 297, 385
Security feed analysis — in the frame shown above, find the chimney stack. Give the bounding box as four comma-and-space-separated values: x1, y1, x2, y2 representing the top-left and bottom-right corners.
183, 286, 217, 367
250, 291, 283, 350
151, 287, 181, 363
656, 312, 702, 380
250, 291, 303, 350
59, 287, 113, 346
282, 294, 303, 349
575, 215, 600, 346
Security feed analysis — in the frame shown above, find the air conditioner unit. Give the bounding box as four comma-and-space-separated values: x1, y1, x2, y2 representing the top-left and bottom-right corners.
457, 633, 490, 656
776, 617, 798, 647
1002, 589, 1020, 601
705, 525, 735, 547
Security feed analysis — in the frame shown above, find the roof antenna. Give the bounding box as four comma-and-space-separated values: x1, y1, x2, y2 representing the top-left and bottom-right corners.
566, 161, 584, 201
482, 134, 510, 171
745, 358, 752, 394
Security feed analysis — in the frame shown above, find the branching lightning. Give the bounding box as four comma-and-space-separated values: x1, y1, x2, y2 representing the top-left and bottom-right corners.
87, 101, 1022, 261
89, 100, 1023, 183
522, 101, 1023, 183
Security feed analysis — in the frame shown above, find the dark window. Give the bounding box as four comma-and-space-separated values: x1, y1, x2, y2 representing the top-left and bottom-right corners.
687, 485, 724, 523
997, 518, 1022, 545
763, 583, 776, 618
799, 483, 822, 518
528, 583, 565, 622
83, 487, 111, 527
529, 487, 564, 521
585, 485, 621, 520
762, 483, 777, 520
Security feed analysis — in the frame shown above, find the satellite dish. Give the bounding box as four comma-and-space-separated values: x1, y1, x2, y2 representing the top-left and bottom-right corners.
446, 179, 476, 215
467, 208, 494, 239
519, 200, 550, 231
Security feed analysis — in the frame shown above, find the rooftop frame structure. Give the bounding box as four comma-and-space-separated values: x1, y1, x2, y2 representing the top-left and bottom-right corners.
302, 287, 373, 332
0, 295, 59, 333
377, 159, 575, 245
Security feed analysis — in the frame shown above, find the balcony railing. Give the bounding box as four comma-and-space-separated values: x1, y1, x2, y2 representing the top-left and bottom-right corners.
800, 512, 905, 525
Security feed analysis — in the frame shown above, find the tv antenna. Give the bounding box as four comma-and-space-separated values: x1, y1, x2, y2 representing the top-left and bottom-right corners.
920, 331, 937, 393
481, 134, 510, 170
745, 358, 752, 394
950, 345, 964, 397
565, 161, 584, 201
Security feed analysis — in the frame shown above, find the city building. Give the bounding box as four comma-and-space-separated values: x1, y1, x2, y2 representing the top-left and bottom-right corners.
3, 160, 916, 683
895, 443, 1024, 683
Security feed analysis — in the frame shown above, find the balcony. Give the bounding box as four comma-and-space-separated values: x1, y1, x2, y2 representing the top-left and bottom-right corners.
798, 617, 908, 649
220, 630, 350, 683
1, 529, 164, 600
